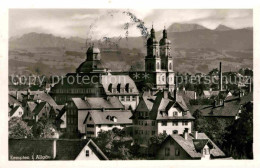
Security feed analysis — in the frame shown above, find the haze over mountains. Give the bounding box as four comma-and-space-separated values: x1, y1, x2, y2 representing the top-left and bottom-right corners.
9, 23, 253, 75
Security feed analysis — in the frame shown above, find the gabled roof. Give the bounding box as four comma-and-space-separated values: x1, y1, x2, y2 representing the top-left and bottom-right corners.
85, 110, 132, 125
56, 139, 108, 160
32, 102, 47, 116
72, 97, 124, 110
9, 106, 21, 117
162, 133, 225, 158
8, 95, 22, 106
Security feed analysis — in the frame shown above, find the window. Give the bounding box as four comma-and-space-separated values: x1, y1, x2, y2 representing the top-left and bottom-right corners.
174, 112, 178, 116
157, 62, 160, 70
87, 124, 94, 128
173, 130, 178, 134
119, 96, 125, 101
182, 121, 188, 126
163, 130, 166, 134
87, 131, 94, 135
175, 149, 180, 156
152, 131, 156, 135
19, 112, 22, 115
162, 121, 167, 126
165, 148, 170, 156
126, 96, 130, 101
152, 121, 156, 126
86, 150, 89, 157
169, 63, 172, 70
89, 117, 92, 121
172, 121, 178, 126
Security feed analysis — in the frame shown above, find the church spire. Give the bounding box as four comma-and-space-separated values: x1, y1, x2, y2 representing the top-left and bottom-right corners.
163, 26, 167, 38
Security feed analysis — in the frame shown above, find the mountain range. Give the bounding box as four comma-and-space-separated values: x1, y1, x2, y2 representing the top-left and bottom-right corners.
9, 23, 253, 51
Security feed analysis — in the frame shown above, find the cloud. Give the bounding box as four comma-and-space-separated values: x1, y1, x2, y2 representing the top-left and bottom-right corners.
9, 9, 252, 39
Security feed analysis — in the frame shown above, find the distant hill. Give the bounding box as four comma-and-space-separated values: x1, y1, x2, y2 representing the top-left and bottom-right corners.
215, 24, 233, 31
167, 23, 208, 32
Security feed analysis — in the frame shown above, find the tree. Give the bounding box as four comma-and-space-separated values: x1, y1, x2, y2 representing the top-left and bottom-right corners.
9, 117, 32, 138
93, 128, 134, 160
148, 132, 167, 157
223, 102, 253, 159
32, 118, 59, 138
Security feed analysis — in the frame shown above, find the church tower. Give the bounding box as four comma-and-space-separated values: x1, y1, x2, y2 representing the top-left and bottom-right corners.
145, 26, 160, 72
159, 27, 174, 91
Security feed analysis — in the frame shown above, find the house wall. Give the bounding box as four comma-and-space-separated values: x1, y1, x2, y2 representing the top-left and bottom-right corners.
133, 119, 157, 146
85, 113, 96, 138
157, 120, 192, 135
60, 112, 66, 129
78, 110, 89, 134
116, 95, 139, 110
75, 144, 100, 160
156, 138, 192, 160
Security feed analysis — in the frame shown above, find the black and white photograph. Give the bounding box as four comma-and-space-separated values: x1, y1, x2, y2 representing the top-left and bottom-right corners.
0, 0, 260, 167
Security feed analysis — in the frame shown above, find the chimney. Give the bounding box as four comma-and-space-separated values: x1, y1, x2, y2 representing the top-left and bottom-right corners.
209, 88, 212, 92
184, 131, 188, 140
219, 62, 223, 91
183, 87, 186, 93
194, 92, 197, 100
84, 96, 87, 101
163, 89, 168, 99
53, 139, 57, 159
173, 88, 177, 102
194, 131, 198, 139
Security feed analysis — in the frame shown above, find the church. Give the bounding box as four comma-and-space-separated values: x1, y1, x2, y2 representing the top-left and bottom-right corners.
129, 27, 175, 93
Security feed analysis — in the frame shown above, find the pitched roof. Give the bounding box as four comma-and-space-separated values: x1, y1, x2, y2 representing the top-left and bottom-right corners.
32, 102, 47, 115
166, 133, 225, 158
191, 93, 253, 117
8, 95, 22, 106
9, 106, 21, 117
72, 97, 124, 110
86, 110, 132, 125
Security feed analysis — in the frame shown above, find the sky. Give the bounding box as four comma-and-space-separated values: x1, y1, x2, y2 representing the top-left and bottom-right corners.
9, 9, 253, 39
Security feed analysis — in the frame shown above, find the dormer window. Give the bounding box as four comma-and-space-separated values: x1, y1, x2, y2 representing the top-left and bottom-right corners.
125, 83, 129, 92
108, 84, 112, 92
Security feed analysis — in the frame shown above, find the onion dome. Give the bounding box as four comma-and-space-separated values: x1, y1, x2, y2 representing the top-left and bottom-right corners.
159, 28, 171, 45
147, 27, 158, 46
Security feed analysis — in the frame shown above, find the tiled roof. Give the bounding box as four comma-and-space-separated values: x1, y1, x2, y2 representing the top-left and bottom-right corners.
8, 95, 22, 106
167, 133, 225, 158
86, 110, 132, 125
190, 93, 253, 117
72, 97, 124, 110
101, 74, 139, 95
32, 102, 47, 116
9, 106, 21, 117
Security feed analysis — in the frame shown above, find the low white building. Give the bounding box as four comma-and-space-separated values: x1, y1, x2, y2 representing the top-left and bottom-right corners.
84, 110, 132, 137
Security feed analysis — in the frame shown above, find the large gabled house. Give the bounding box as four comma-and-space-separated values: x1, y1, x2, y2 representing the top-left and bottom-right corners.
59, 96, 128, 136
84, 110, 132, 138
155, 131, 226, 160
131, 90, 194, 146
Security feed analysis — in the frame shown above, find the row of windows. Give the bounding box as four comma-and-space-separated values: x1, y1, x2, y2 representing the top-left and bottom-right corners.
138, 120, 156, 126
119, 96, 136, 102
67, 109, 77, 116
67, 118, 77, 124
55, 88, 104, 94
135, 130, 156, 136
161, 121, 188, 126
165, 147, 180, 156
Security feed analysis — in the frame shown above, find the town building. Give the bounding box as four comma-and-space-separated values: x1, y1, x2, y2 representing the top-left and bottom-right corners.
84, 110, 132, 138
131, 90, 194, 146
155, 131, 225, 160
49, 45, 139, 110
9, 138, 108, 160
